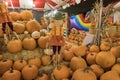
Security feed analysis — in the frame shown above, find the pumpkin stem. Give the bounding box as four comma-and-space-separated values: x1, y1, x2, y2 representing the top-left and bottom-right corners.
57, 65, 62, 70
2, 57, 7, 62
66, 47, 69, 51
9, 68, 13, 73
83, 67, 90, 73
20, 57, 23, 63
77, 41, 80, 46
38, 71, 44, 77
90, 53, 94, 55
28, 64, 32, 68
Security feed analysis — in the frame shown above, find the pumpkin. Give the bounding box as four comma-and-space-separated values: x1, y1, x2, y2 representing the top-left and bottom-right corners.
41, 55, 51, 66
74, 29, 79, 34
53, 65, 70, 80
111, 61, 120, 74
72, 68, 97, 80
70, 29, 75, 34
90, 64, 104, 78
40, 17, 48, 28
26, 20, 41, 33
0, 59, 13, 74
63, 49, 74, 61
110, 46, 120, 58
71, 45, 88, 56
1, 68, 21, 80
38, 36, 49, 49
22, 64, 38, 80
96, 51, 116, 68
115, 22, 120, 26
86, 52, 97, 65
63, 44, 72, 50
35, 74, 49, 80
20, 10, 33, 21
7, 40, 22, 53
70, 57, 87, 71
89, 45, 100, 52
100, 70, 120, 80
31, 31, 40, 39
10, 12, 21, 21
13, 23, 25, 34
28, 57, 41, 68
100, 42, 111, 51
13, 59, 27, 71
22, 37, 37, 50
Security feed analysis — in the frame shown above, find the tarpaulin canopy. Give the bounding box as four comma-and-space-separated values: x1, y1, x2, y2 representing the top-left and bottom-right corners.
5, 0, 73, 10
59, 0, 120, 15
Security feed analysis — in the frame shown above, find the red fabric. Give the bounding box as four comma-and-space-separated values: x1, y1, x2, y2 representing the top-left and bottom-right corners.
46, 0, 57, 6
5, 0, 20, 7
33, 0, 45, 8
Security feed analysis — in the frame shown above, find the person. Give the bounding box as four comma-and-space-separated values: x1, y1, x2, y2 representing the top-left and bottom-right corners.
49, 12, 66, 65
0, 0, 19, 44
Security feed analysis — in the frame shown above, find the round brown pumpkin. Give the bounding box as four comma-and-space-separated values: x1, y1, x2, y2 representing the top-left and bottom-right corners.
72, 68, 97, 80
53, 65, 70, 80
22, 64, 38, 80
22, 37, 37, 50
1, 68, 21, 80
86, 52, 97, 65
70, 57, 87, 71
63, 49, 74, 61
10, 12, 21, 21
0, 59, 13, 74
100, 70, 120, 80
100, 42, 111, 51
96, 51, 116, 68
13, 23, 25, 34
41, 55, 51, 66
13, 59, 27, 71
7, 40, 22, 53
38, 36, 49, 49
20, 10, 33, 21
110, 46, 120, 58
26, 20, 41, 33
89, 45, 100, 52
28, 57, 41, 68
90, 64, 104, 78
71, 45, 88, 56
35, 74, 49, 80
111, 63, 120, 74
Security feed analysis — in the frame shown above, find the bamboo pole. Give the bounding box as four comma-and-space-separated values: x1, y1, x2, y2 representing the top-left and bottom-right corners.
96, 0, 103, 46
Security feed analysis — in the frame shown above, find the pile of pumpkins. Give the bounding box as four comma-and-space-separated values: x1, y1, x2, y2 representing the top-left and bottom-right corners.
68, 28, 86, 45
0, 10, 48, 38
6, 32, 49, 53
0, 38, 120, 80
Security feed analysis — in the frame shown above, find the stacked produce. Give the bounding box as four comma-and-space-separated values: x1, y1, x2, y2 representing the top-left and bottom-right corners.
0, 2, 120, 80
68, 28, 86, 44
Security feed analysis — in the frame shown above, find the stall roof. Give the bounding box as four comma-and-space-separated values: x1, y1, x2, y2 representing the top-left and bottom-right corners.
60, 0, 120, 15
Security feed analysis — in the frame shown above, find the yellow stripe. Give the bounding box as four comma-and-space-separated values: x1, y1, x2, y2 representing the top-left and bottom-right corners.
76, 15, 91, 28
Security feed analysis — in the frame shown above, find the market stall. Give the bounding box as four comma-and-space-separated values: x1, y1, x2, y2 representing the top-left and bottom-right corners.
0, 0, 120, 80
